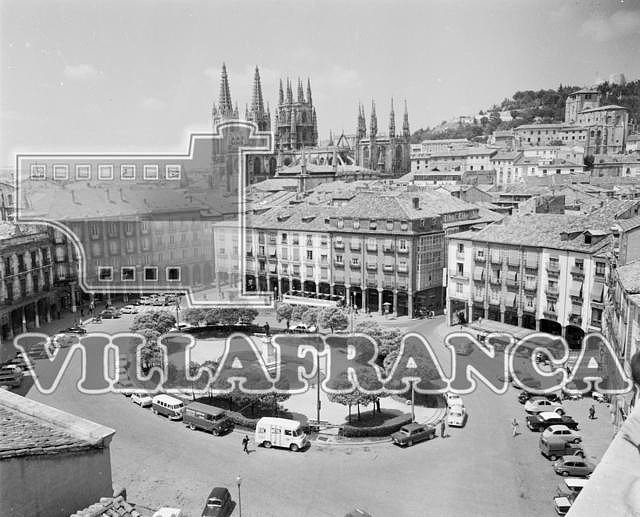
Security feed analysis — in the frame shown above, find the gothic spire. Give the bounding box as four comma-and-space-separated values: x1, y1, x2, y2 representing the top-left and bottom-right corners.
297, 78, 305, 103
251, 66, 265, 114
370, 100, 377, 137
278, 79, 284, 105
403, 99, 410, 137
306, 78, 313, 106
218, 63, 233, 116
328, 130, 334, 146
389, 98, 396, 138
286, 78, 293, 104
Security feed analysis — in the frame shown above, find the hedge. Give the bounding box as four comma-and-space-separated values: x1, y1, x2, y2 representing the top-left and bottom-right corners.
340, 413, 413, 438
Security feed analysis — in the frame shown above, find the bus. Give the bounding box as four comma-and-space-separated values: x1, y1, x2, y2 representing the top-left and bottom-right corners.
151, 394, 184, 420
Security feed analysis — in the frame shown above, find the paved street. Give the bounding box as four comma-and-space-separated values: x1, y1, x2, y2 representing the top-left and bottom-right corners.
18, 314, 614, 517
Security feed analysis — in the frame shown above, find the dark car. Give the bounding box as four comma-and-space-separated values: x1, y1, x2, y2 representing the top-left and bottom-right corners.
200, 487, 233, 517
527, 412, 579, 432
391, 423, 436, 447
62, 326, 87, 335
100, 310, 120, 319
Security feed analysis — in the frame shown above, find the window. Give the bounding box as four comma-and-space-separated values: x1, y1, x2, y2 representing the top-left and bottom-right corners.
399, 239, 408, 251
293, 233, 299, 245
456, 282, 463, 294
336, 254, 343, 264
386, 220, 393, 231
457, 243, 464, 254
281, 233, 288, 244
166, 267, 181, 281
321, 235, 328, 246
120, 164, 136, 180
306, 250, 313, 260
166, 164, 181, 180
400, 221, 408, 231
53, 165, 69, 180
595, 262, 605, 277
76, 164, 91, 180
547, 300, 556, 312
144, 165, 159, 180
337, 218, 344, 229
351, 257, 360, 266
369, 219, 377, 230
121, 267, 135, 281
144, 267, 158, 281
321, 254, 327, 263
98, 266, 113, 282
98, 165, 114, 180
353, 220, 360, 229
29, 164, 46, 180
306, 235, 313, 247
457, 263, 464, 276
574, 259, 584, 271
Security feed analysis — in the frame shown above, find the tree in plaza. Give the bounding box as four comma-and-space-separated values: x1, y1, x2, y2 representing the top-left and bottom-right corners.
237, 307, 259, 324
182, 308, 206, 326
354, 321, 404, 367
302, 307, 321, 329
291, 304, 308, 322
318, 306, 349, 333
327, 372, 376, 423
131, 310, 176, 335
276, 303, 293, 328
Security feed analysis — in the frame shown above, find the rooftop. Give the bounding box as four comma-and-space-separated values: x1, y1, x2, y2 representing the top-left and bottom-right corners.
617, 260, 640, 294
0, 389, 115, 460
579, 104, 628, 114
70, 496, 142, 517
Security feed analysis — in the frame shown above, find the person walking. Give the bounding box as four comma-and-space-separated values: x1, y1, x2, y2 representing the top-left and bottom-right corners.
589, 404, 596, 420
264, 322, 270, 337
440, 418, 447, 438
242, 434, 249, 454
512, 417, 519, 437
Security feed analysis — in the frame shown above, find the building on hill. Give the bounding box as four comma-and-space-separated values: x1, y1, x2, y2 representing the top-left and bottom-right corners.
491, 150, 522, 185
564, 88, 602, 124
576, 105, 629, 155
0, 389, 116, 517
514, 123, 587, 148
591, 154, 640, 177
355, 99, 412, 176
489, 130, 516, 149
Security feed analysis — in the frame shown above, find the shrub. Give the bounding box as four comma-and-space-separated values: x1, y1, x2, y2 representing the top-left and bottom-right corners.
341, 413, 412, 438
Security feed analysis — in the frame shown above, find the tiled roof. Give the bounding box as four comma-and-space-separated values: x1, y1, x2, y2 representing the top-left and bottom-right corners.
515, 123, 567, 130
452, 212, 614, 252
0, 389, 115, 459
248, 204, 333, 231
0, 223, 48, 241
491, 151, 522, 161
70, 496, 142, 517
614, 214, 640, 231
616, 260, 640, 294
251, 178, 298, 191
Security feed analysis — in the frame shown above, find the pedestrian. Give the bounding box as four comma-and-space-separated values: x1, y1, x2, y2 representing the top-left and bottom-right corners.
264, 322, 270, 336
512, 417, 519, 437
242, 434, 249, 454
80, 308, 84, 317
57, 310, 61, 320
589, 404, 596, 420
440, 418, 446, 438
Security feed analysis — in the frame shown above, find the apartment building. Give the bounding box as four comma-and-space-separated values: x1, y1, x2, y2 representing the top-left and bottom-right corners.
446, 212, 614, 348
0, 224, 70, 358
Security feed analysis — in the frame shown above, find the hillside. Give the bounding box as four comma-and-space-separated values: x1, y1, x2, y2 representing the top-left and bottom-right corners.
413, 80, 640, 143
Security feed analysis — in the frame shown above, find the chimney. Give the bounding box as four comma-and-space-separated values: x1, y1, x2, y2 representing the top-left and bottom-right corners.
412, 197, 420, 210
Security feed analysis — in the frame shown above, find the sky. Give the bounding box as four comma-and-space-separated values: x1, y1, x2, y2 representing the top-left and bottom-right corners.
1, 0, 640, 166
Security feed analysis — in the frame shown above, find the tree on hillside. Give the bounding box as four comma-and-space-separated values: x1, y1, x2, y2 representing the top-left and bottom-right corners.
318, 307, 349, 333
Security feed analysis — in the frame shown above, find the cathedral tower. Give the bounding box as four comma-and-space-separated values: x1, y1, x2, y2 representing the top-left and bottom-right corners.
275, 76, 317, 152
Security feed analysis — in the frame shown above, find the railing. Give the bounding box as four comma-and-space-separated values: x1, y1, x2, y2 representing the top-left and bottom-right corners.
475, 253, 486, 262
546, 262, 560, 274
334, 241, 344, 249
543, 310, 557, 320
366, 243, 378, 252
571, 266, 585, 277
397, 247, 409, 254
545, 287, 559, 297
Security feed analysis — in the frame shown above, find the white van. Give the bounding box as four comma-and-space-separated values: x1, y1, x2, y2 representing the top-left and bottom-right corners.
151, 394, 184, 420
255, 417, 308, 452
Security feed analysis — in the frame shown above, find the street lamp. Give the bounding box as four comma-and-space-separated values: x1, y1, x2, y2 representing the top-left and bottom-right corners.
411, 380, 415, 422
236, 475, 242, 517
175, 300, 181, 328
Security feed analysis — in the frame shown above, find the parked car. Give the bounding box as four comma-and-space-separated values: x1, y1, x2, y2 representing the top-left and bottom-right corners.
518, 391, 561, 404
120, 305, 139, 314
526, 412, 579, 432
152, 508, 183, 517
553, 495, 574, 515
151, 394, 184, 420
184, 402, 234, 436
557, 478, 588, 498
447, 405, 467, 427
100, 309, 121, 319
200, 487, 233, 517
553, 455, 595, 477
62, 326, 87, 334
540, 435, 585, 461
445, 392, 463, 409
542, 425, 582, 444
525, 397, 564, 415
391, 423, 436, 447
131, 393, 153, 408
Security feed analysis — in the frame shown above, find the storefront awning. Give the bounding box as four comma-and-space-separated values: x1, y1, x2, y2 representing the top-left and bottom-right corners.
504, 292, 516, 307
592, 282, 605, 302
473, 267, 484, 281
570, 280, 583, 298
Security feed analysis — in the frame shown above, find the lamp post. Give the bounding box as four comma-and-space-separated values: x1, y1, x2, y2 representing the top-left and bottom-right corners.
411, 380, 415, 422
175, 300, 181, 328
236, 475, 242, 517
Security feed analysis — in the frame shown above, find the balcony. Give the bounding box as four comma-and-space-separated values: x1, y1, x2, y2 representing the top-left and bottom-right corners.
350, 243, 361, 251
383, 245, 394, 254
571, 266, 585, 278
366, 278, 378, 288
366, 263, 377, 271
456, 251, 465, 260
523, 283, 537, 292
490, 254, 502, 265
545, 286, 559, 298
473, 292, 485, 303
397, 247, 409, 254
383, 264, 394, 273
334, 241, 344, 250
366, 243, 378, 252
569, 314, 582, 326
546, 262, 560, 275
489, 276, 501, 285
350, 277, 361, 286
383, 279, 395, 289
334, 260, 345, 268
350, 262, 361, 269
543, 310, 558, 320
397, 265, 408, 274
474, 253, 486, 263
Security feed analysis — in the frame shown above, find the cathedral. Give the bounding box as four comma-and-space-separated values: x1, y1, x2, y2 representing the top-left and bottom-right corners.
355, 99, 411, 176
